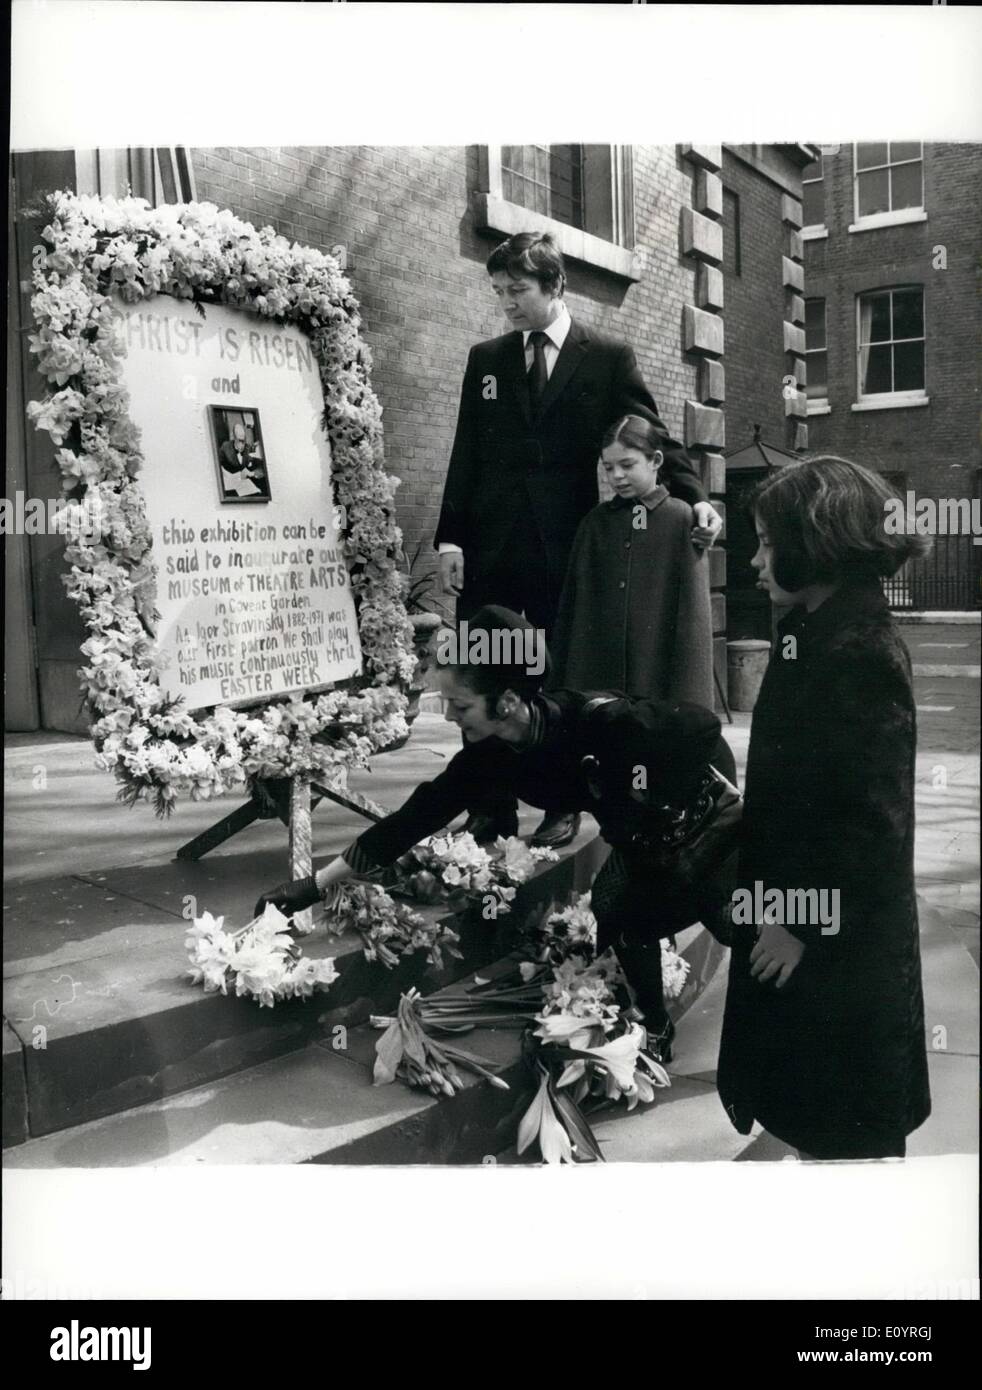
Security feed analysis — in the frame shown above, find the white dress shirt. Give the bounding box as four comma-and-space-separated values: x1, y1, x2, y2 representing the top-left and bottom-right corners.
440, 303, 571, 557
522, 301, 571, 377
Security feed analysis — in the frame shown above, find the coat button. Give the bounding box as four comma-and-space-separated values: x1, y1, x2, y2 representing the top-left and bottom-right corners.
619, 580, 626, 589
624, 541, 631, 549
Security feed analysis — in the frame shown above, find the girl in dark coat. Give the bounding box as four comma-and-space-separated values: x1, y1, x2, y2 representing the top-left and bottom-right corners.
549, 415, 729, 1058
550, 414, 715, 711
717, 456, 931, 1159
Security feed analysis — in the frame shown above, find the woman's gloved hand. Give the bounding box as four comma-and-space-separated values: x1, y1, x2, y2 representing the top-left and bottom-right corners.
253, 876, 321, 920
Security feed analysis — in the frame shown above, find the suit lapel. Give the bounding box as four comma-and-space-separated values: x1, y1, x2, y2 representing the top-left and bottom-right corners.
536, 318, 590, 418
498, 331, 532, 424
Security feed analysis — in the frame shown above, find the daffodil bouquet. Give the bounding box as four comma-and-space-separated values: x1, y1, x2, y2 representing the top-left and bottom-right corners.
389, 831, 558, 917
521, 890, 599, 966
323, 880, 463, 971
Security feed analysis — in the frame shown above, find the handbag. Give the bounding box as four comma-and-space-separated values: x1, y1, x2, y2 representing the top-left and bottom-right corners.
580, 694, 743, 893
635, 763, 743, 889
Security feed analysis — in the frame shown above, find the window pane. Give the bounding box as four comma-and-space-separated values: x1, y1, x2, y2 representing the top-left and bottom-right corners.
802, 179, 824, 227
862, 343, 893, 394
549, 145, 583, 229
501, 145, 523, 206
893, 341, 925, 392
892, 288, 924, 340
806, 351, 827, 399
856, 142, 888, 171
805, 298, 826, 349
890, 142, 921, 164
155, 149, 177, 203
582, 145, 614, 242
864, 294, 892, 342
857, 168, 890, 217
533, 146, 549, 215
890, 160, 923, 210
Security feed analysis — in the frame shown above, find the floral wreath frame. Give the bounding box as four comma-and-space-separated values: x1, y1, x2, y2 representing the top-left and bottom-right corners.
26, 191, 416, 816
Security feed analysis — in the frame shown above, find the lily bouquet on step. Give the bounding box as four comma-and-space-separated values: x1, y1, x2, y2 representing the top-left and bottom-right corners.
186, 906, 339, 1008
518, 950, 671, 1164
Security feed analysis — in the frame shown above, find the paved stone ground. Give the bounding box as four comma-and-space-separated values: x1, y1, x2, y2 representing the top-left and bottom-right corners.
3, 626, 978, 1164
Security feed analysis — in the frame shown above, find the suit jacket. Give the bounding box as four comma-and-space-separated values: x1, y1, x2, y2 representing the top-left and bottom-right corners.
219, 440, 253, 474
434, 319, 706, 599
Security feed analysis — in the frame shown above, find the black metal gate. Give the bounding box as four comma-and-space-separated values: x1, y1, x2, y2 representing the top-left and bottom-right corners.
884, 533, 982, 611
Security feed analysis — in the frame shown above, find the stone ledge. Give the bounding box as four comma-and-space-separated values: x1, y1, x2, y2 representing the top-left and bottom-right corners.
783, 321, 806, 355
698, 360, 725, 406
685, 401, 726, 450
683, 304, 724, 357
782, 255, 804, 291
2, 834, 606, 1144
695, 170, 723, 218
680, 144, 723, 172
681, 207, 723, 265
3, 923, 728, 1169
696, 263, 724, 312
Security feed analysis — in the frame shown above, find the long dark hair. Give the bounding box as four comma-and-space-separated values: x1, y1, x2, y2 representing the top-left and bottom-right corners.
751, 455, 930, 591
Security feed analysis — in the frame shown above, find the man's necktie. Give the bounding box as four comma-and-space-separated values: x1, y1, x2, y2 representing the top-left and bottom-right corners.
527, 330, 549, 411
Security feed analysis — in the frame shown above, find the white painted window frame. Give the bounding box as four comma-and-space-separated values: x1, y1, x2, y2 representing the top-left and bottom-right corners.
854, 284, 928, 409
804, 295, 829, 406
475, 145, 641, 281
850, 142, 925, 233
800, 156, 827, 239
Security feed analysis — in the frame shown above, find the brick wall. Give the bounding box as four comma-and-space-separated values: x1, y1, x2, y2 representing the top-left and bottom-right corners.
721, 148, 796, 456
190, 145, 699, 568
803, 142, 982, 504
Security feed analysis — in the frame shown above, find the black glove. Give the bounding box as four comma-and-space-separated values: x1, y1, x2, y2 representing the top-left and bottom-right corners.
254, 875, 321, 919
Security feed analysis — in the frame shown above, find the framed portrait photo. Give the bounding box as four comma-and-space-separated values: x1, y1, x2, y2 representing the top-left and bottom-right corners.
209, 405, 272, 503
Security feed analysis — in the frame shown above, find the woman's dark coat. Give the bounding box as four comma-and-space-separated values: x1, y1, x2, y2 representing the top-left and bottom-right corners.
717, 578, 931, 1158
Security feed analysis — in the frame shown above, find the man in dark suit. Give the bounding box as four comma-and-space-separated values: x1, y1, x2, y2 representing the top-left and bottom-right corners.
435, 232, 722, 846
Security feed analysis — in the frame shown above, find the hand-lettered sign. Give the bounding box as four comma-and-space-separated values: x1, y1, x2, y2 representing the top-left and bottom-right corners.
114, 297, 362, 710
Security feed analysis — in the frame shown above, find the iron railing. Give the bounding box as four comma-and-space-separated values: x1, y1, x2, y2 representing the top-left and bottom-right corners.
884, 532, 981, 611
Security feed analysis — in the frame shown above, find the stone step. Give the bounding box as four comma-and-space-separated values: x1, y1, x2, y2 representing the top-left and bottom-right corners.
2, 831, 606, 1145
3, 925, 727, 1169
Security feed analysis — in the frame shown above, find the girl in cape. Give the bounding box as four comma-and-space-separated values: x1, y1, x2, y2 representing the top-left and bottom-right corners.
549, 413, 715, 710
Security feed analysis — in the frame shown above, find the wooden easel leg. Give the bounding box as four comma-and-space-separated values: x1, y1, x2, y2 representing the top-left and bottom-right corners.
174, 798, 265, 861
172, 774, 386, 872
289, 776, 314, 934
310, 781, 387, 823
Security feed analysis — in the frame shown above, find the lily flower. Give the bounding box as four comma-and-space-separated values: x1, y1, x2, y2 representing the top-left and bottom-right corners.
573, 1022, 649, 1091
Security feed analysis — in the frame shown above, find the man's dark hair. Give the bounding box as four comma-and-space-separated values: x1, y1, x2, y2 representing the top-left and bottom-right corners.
485, 232, 566, 296
749, 454, 930, 593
